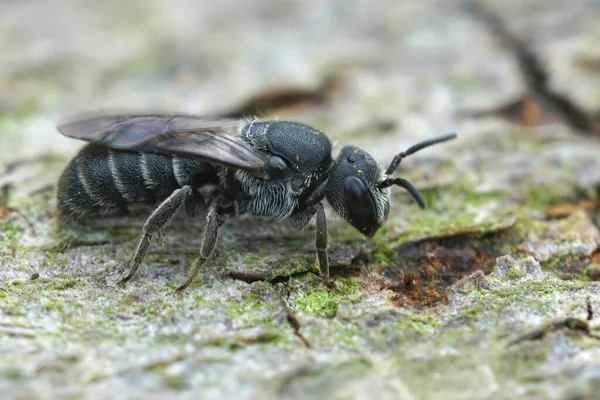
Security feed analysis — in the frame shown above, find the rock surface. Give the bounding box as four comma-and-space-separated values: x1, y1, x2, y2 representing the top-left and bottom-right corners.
2, 0, 600, 399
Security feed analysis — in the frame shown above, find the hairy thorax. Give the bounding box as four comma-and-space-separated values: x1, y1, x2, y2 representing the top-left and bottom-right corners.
234, 171, 298, 219
233, 170, 302, 220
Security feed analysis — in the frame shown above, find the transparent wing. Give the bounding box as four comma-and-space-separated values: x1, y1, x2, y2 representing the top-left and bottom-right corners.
58, 113, 268, 177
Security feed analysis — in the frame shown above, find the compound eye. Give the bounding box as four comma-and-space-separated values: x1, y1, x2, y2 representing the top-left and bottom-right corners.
343, 176, 379, 237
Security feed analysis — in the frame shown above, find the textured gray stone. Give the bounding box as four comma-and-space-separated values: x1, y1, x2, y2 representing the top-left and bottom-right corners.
2, 0, 600, 399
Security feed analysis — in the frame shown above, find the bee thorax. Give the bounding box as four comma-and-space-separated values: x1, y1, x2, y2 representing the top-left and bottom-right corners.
233, 171, 298, 219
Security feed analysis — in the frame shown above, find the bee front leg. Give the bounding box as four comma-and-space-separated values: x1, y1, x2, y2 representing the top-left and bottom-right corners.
118, 186, 192, 287
315, 202, 329, 282
175, 210, 227, 295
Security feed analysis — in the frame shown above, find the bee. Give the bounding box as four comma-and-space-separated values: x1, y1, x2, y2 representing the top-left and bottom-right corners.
56, 113, 456, 294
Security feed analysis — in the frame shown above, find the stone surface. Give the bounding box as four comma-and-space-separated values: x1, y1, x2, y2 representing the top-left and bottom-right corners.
2, 0, 600, 399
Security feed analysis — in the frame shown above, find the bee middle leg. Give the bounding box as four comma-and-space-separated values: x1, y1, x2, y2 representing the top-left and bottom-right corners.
118, 186, 193, 287
315, 203, 329, 282
290, 203, 330, 283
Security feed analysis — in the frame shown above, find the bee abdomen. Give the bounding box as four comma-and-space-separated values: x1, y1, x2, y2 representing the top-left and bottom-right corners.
171, 156, 217, 188
57, 155, 101, 217
57, 144, 218, 218
58, 144, 130, 217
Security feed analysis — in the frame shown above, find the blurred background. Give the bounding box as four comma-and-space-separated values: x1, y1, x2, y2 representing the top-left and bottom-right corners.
1, 0, 598, 161
3, 0, 600, 242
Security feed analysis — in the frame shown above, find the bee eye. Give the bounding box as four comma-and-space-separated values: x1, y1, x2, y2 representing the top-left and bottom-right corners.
343, 176, 379, 237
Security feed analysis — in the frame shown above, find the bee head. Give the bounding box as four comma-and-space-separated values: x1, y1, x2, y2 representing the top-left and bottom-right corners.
325, 133, 457, 237
325, 146, 390, 237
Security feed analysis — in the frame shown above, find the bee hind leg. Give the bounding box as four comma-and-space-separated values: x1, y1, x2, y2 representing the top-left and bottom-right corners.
117, 186, 193, 287
174, 210, 227, 295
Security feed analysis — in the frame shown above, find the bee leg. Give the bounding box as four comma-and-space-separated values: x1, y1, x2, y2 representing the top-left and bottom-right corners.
175, 211, 226, 295
315, 202, 330, 282
117, 186, 192, 287
184, 189, 208, 218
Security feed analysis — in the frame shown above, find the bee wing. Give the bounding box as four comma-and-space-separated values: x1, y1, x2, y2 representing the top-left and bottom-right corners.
58, 113, 268, 177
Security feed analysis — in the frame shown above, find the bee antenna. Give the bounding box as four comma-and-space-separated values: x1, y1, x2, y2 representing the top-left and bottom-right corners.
379, 177, 426, 209
385, 133, 457, 175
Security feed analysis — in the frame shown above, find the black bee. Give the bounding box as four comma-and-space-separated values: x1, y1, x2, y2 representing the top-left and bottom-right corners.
56, 113, 456, 294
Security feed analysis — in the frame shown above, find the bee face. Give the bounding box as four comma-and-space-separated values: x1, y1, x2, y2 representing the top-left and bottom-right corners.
325, 146, 389, 237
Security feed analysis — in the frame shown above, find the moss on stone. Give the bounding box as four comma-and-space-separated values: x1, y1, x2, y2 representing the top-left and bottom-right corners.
583, 264, 600, 281
46, 277, 82, 291
0, 223, 34, 257
293, 276, 361, 318
506, 266, 526, 279
381, 314, 438, 338
266, 263, 313, 281
524, 182, 594, 211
